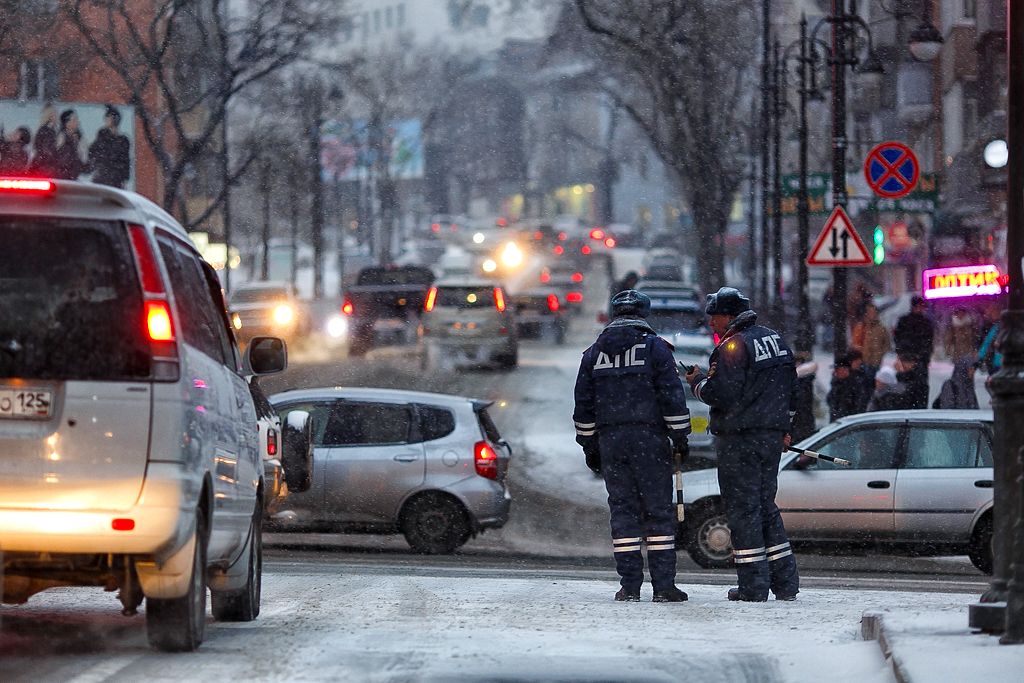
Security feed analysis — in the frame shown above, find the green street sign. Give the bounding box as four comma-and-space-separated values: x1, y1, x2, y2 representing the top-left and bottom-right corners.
778, 172, 830, 216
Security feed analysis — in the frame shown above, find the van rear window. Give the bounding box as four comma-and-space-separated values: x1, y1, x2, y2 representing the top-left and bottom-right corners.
436, 287, 495, 309
0, 217, 150, 380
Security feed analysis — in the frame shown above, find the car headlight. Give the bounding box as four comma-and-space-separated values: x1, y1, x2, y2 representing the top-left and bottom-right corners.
232, 313, 242, 330
326, 316, 347, 338
274, 305, 293, 324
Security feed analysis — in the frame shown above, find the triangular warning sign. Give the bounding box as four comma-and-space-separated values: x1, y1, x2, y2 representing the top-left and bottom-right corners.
807, 207, 872, 266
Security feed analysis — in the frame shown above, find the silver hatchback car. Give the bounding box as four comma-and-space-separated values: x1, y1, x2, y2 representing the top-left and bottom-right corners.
680, 410, 995, 573
268, 387, 512, 553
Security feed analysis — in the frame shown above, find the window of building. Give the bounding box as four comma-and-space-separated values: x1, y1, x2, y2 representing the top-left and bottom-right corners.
373, 9, 381, 32
386, 6, 393, 28
449, 3, 463, 28
362, 12, 370, 38
18, 60, 59, 101
397, 3, 405, 26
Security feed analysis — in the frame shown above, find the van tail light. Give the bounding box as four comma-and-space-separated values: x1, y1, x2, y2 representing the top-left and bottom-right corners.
474, 441, 499, 479
267, 427, 278, 456
128, 224, 165, 294
547, 294, 560, 311
342, 295, 354, 315
424, 286, 437, 311
604, 237, 616, 248
146, 301, 174, 341
566, 292, 583, 303
571, 272, 583, 283
493, 287, 506, 312
111, 518, 135, 531
0, 177, 54, 192
129, 224, 178, 380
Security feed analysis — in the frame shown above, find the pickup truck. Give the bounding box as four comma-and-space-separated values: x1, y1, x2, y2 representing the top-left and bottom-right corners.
343, 266, 435, 356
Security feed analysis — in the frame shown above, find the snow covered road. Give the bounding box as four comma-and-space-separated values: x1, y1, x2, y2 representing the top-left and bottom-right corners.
2, 554, 977, 683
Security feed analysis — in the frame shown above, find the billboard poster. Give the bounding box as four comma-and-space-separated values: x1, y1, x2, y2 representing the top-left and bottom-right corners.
0, 99, 136, 191
320, 118, 423, 181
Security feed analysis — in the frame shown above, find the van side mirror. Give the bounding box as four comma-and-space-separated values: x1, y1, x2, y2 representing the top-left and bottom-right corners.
243, 336, 287, 375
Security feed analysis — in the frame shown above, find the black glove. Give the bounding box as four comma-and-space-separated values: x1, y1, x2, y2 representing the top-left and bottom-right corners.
578, 436, 601, 475
670, 435, 689, 466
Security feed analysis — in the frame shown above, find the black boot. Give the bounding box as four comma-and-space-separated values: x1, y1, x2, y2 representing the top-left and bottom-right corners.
652, 586, 688, 602
727, 587, 767, 602
615, 587, 641, 602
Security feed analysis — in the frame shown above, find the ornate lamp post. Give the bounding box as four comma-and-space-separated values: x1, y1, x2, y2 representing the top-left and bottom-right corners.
811, 0, 883, 367
970, 0, 1024, 642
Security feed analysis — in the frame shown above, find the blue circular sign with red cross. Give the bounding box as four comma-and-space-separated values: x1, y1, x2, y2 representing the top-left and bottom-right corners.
864, 141, 920, 199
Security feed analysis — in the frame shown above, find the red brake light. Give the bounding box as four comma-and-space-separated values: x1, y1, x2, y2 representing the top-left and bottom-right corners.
146, 301, 174, 341
342, 296, 354, 315
534, 231, 543, 240
111, 518, 135, 531
267, 427, 278, 456
558, 232, 567, 240
128, 224, 165, 294
567, 292, 583, 303
497, 217, 507, 226
590, 228, 604, 240
547, 294, 560, 311
581, 246, 591, 255
0, 177, 53, 192
474, 441, 499, 479
431, 223, 440, 232
605, 237, 616, 248
553, 245, 563, 255
425, 286, 438, 312
571, 272, 583, 283
494, 287, 506, 312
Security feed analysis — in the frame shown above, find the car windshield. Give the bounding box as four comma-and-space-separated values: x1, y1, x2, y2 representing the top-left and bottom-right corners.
435, 287, 496, 309
648, 309, 703, 334
0, 217, 150, 380
231, 287, 288, 303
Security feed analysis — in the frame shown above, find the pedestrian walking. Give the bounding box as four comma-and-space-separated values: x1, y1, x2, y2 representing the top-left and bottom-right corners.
574, 289, 691, 603
790, 354, 818, 444
88, 106, 131, 188
851, 303, 890, 383
893, 296, 934, 364
827, 349, 869, 421
867, 366, 907, 412
978, 304, 1003, 374
944, 307, 979, 361
895, 352, 929, 409
29, 104, 59, 177
54, 109, 88, 180
933, 356, 980, 410
684, 287, 800, 602
0, 126, 31, 174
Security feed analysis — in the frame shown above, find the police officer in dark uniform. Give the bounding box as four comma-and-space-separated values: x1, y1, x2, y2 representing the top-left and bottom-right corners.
574, 290, 691, 602
684, 287, 800, 602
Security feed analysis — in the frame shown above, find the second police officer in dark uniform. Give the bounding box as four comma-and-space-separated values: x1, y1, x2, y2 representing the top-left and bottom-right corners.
684, 287, 801, 602
574, 290, 691, 602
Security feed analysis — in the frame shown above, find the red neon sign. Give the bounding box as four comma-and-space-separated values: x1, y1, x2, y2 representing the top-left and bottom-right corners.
923, 265, 1003, 299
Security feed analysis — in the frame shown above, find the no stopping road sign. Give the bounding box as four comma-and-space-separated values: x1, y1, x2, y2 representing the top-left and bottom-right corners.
864, 142, 920, 199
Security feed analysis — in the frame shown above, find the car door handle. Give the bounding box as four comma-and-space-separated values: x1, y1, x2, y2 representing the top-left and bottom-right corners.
866, 480, 891, 489
393, 454, 420, 462
975, 480, 994, 488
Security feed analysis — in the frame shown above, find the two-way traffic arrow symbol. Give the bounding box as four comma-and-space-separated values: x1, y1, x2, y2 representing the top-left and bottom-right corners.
807, 206, 873, 267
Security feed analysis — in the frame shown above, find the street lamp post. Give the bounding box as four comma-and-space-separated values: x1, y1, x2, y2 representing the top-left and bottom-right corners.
759, 0, 771, 311
969, 0, 1024, 642
793, 15, 816, 354
771, 39, 785, 331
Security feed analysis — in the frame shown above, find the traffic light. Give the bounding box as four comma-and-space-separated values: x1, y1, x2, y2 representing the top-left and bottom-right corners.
873, 226, 885, 265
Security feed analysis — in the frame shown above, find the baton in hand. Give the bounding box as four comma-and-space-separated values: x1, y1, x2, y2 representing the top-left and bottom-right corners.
674, 452, 685, 522
786, 445, 852, 467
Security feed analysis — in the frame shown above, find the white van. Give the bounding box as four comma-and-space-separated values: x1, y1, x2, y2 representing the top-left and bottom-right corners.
0, 178, 299, 651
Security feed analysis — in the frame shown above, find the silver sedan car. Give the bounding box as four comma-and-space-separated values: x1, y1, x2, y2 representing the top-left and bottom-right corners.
267, 387, 512, 553
679, 410, 994, 574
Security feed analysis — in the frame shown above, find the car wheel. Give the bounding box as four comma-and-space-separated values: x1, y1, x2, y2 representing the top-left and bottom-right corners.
146, 511, 207, 652
211, 499, 262, 621
968, 513, 993, 575
401, 492, 471, 555
683, 501, 734, 569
